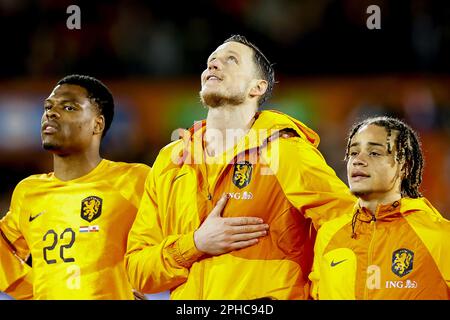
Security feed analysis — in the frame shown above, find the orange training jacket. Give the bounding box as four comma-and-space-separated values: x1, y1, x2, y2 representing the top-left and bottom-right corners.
126, 110, 356, 299
310, 197, 450, 299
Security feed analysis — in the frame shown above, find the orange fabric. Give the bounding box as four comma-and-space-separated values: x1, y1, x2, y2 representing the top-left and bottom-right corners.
0, 233, 32, 299
1, 160, 150, 299
126, 110, 356, 299
310, 197, 450, 299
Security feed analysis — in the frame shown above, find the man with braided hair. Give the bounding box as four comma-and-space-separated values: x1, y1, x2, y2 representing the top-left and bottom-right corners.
309, 116, 450, 299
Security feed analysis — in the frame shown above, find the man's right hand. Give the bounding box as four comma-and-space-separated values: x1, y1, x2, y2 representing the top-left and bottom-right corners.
193, 194, 269, 255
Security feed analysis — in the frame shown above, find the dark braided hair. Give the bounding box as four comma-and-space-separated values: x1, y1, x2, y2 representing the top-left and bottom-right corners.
345, 116, 424, 198
223, 35, 275, 107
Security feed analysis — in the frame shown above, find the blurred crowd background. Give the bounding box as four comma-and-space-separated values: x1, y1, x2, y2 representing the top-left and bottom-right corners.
1, 0, 449, 222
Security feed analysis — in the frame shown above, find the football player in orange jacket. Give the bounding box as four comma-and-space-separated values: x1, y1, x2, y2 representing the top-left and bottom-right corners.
310, 117, 450, 299
126, 35, 356, 299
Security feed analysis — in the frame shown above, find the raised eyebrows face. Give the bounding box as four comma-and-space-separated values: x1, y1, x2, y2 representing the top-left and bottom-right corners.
200, 41, 263, 108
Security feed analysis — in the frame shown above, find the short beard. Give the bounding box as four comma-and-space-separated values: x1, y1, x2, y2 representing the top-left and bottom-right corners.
200, 91, 246, 108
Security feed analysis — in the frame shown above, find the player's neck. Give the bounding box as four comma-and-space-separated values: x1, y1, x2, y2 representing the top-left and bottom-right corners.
358, 192, 402, 215
53, 150, 102, 181
204, 103, 257, 157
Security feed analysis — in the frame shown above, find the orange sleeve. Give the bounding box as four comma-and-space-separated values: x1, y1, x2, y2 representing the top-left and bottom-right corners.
0, 225, 33, 299
264, 137, 356, 228
125, 148, 204, 294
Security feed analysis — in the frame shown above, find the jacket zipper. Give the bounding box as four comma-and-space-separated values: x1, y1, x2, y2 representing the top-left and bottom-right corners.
199, 167, 211, 299
195, 124, 273, 298
364, 213, 377, 300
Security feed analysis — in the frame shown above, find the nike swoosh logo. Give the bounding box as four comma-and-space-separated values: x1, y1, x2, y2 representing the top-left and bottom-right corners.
173, 173, 188, 182
29, 211, 45, 222
330, 259, 347, 267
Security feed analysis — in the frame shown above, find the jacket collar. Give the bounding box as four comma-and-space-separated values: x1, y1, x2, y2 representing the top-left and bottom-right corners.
176, 110, 320, 165
356, 200, 402, 222
354, 197, 443, 222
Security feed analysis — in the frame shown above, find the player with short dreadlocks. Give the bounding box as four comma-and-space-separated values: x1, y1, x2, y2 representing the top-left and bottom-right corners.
309, 116, 450, 300
345, 117, 423, 199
